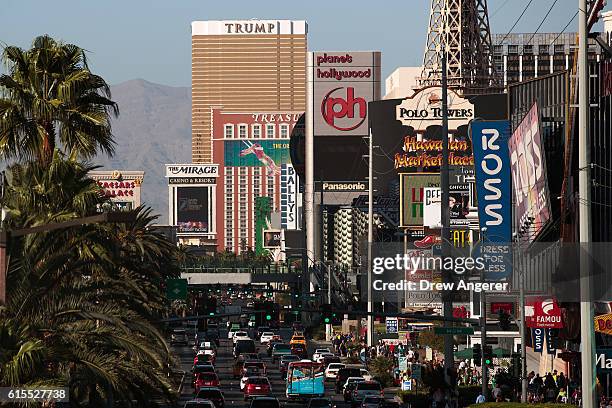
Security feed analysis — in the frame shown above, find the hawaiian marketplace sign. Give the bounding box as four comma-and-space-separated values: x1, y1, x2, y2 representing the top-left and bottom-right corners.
394, 87, 474, 169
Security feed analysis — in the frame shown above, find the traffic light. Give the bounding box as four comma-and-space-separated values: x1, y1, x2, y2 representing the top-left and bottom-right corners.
265, 314, 272, 321
473, 343, 482, 367
321, 304, 332, 324
483, 345, 493, 366
498, 310, 511, 331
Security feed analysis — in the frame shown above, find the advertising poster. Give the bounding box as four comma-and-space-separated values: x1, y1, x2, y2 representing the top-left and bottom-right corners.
224, 140, 290, 173
177, 187, 209, 233
525, 296, 563, 329
532, 328, 544, 353
423, 187, 441, 228
471, 120, 513, 280
281, 164, 299, 230
263, 230, 281, 248
508, 104, 551, 241
400, 173, 440, 227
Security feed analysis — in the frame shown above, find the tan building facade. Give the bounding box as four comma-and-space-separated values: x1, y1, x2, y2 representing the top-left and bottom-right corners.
191, 20, 307, 163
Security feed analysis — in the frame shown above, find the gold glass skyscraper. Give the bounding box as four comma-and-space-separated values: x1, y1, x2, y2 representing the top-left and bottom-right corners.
191, 20, 307, 163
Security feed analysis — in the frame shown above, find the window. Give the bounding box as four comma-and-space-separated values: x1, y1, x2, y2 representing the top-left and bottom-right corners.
280, 124, 289, 138
252, 124, 261, 139
224, 124, 234, 139
238, 124, 247, 138
266, 124, 275, 139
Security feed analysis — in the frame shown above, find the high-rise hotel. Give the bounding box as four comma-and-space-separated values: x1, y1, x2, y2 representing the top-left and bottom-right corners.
191, 20, 307, 163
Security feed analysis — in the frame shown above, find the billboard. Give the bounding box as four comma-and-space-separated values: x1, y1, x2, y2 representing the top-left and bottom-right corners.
399, 173, 440, 227
263, 230, 281, 248
176, 187, 209, 233
311, 51, 381, 137
224, 140, 290, 171
525, 296, 563, 329
166, 164, 219, 177
508, 103, 551, 241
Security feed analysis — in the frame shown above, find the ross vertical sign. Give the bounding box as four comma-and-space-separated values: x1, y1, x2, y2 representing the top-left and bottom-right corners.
508, 103, 551, 241
532, 328, 544, 353
471, 120, 513, 280
545, 329, 557, 355
281, 164, 299, 229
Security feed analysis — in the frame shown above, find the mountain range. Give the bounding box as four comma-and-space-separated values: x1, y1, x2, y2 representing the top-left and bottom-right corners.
95, 79, 192, 224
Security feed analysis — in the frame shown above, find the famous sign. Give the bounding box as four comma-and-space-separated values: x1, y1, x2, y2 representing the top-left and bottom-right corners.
310, 51, 381, 137
525, 296, 563, 329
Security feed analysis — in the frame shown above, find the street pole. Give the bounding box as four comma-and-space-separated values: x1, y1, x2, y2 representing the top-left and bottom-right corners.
481, 284, 488, 399
578, 1, 595, 407
305, 52, 315, 324
327, 262, 332, 341
519, 245, 527, 402
367, 128, 374, 347
440, 45, 455, 387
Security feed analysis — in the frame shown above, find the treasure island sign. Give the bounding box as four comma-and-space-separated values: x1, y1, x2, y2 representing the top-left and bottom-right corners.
394, 87, 474, 170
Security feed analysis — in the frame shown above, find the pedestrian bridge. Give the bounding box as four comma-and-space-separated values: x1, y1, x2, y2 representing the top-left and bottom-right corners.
180, 266, 300, 285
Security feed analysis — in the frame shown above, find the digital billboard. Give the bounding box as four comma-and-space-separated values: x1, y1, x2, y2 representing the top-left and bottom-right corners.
399, 173, 440, 227
176, 187, 209, 233
508, 103, 551, 241
224, 140, 290, 173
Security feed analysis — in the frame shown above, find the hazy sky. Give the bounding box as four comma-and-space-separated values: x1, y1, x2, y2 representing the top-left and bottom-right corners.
0, 0, 597, 87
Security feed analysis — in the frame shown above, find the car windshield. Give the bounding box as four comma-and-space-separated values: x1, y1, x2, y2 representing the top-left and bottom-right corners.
309, 399, 332, 407
328, 364, 344, 370
196, 389, 222, 399
364, 396, 383, 402
198, 372, 217, 380
357, 382, 382, 390
250, 399, 280, 408
274, 344, 291, 351
292, 336, 304, 340
282, 355, 299, 362
245, 362, 264, 368
184, 402, 213, 408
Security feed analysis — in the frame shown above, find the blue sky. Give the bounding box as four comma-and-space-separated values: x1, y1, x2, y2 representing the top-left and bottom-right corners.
0, 0, 596, 87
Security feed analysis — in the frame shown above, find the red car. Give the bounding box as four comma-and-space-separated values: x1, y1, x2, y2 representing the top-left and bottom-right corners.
243, 376, 271, 401
194, 372, 220, 392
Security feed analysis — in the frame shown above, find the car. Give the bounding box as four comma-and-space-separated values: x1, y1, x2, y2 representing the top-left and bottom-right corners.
241, 352, 260, 361
243, 361, 266, 376
336, 367, 365, 393
194, 353, 215, 366
279, 354, 300, 379
322, 354, 341, 366
343, 377, 366, 403
228, 327, 239, 339
246, 301, 255, 308
266, 339, 282, 356
360, 396, 384, 408
243, 376, 272, 401
289, 334, 306, 346
194, 372, 220, 391
291, 344, 307, 359
292, 322, 304, 332
255, 326, 271, 339
193, 363, 215, 375
184, 399, 216, 408
312, 348, 332, 361
248, 396, 281, 408
360, 368, 373, 381
240, 367, 263, 390
233, 330, 250, 343
195, 387, 225, 408
325, 363, 345, 381
352, 381, 383, 406
171, 329, 189, 346
259, 332, 276, 344
234, 339, 257, 359
307, 397, 334, 408
271, 343, 292, 362
315, 352, 335, 364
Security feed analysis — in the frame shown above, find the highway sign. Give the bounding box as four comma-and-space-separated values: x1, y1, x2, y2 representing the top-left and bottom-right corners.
166, 278, 188, 300
434, 326, 474, 335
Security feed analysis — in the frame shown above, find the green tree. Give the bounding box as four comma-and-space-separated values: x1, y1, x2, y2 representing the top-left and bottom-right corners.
0, 35, 117, 166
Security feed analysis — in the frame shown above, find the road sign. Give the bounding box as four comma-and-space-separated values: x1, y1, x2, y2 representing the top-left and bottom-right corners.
401, 380, 412, 391
398, 356, 408, 371
166, 278, 188, 300
434, 326, 474, 335
411, 363, 422, 379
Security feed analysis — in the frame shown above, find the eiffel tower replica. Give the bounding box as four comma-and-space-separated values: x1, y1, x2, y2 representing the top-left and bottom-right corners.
419, 0, 502, 95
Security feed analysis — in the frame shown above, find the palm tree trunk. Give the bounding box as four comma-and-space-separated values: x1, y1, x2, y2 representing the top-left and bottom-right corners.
42, 121, 55, 166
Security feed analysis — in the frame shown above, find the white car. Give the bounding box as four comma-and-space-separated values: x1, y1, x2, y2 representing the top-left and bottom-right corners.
259, 332, 276, 344
232, 331, 250, 344
324, 363, 345, 381
312, 348, 331, 361
227, 328, 238, 339
315, 352, 335, 364
360, 368, 373, 381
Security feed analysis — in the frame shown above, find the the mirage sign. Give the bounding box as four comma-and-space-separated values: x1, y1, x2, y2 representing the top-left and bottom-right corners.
165, 164, 219, 178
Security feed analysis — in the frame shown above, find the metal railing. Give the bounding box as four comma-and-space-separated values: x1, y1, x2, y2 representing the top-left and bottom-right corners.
180, 264, 296, 274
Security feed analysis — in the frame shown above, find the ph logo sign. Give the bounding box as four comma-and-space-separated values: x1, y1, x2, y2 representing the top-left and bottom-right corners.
321, 87, 366, 131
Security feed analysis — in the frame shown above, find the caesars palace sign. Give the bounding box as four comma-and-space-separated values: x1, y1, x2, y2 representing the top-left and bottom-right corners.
394, 87, 474, 169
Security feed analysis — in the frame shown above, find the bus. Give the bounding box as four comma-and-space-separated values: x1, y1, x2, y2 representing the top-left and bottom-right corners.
285, 360, 324, 401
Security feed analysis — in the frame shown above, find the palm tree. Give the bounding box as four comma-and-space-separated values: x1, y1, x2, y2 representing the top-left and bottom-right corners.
1, 155, 180, 406
0, 35, 118, 166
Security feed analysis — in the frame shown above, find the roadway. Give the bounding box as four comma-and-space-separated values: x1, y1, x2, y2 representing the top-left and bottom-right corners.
171, 326, 361, 408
